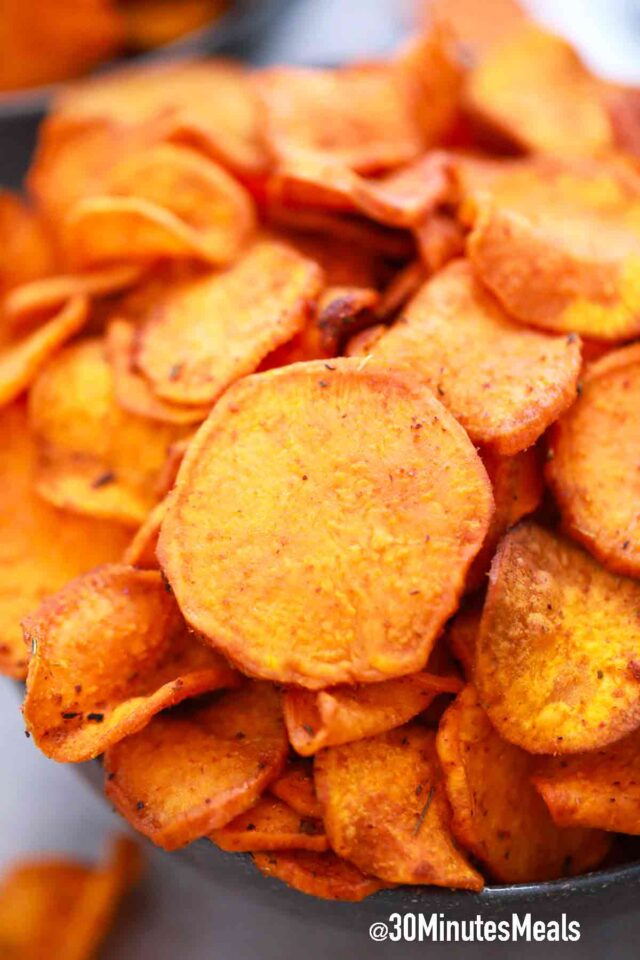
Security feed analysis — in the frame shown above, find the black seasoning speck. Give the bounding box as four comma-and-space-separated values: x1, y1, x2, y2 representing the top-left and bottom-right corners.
87, 712, 104, 723
169, 363, 184, 381
318, 380, 329, 388
246, 823, 256, 832
136, 801, 145, 811
61, 712, 80, 720
91, 471, 116, 489
566, 333, 578, 344
303, 724, 314, 736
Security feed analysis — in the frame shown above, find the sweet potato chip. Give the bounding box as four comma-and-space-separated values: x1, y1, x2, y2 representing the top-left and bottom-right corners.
155, 435, 193, 499
104, 683, 287, 850
269, 761, 323, 819
29, 337, 189, 526
0, 402, 130, 679
121, 0, 224, 49
445, 599, 482, 681
467, 161, 640, 340
65, 144, 256, 267
414, 212, 465, 274
0, 192, 54, 297
284, 672, 462, 756
315, 725, 483, 889
122, 499, 169, 568
467, 445, 544, 589
135, 241, 323, 405
533, 729, 640, 834
316, 286, 380, 353
257, 63, 426, 174
52, 60, 268, 176
210, 795, 328, 853
24, 564, 239, 761
359, 260, 581, 454
106, 319, 210, 425
373, 260, 425, 323
252, 851, 386, 902
159, 359, 493, 687
466, 27, 613, 156
4, 266, 143, 324
546, 343, 640, 578
395, 27, 464, 147
0, 835, 139, 960
437, 685, 611, 882
0, 294, 88, 409
476, 523, 640, 754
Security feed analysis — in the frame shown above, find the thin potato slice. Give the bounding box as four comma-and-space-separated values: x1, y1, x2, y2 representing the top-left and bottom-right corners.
466, 27, 613, 156
24, 564, 239, 761
467, 445, 544, 589
360, 260, 581, 455
65, 145, 256, 267
4, 265, 143, 323
210, 795, 328, 853
106, 320, 210, 425
437, 685, 611, 882
315, 725, 484, 889
0, 835, 139, 960
476, 523, 640, 754
269, 761, 324, 819
0, 295, 88, 408
467, 163, 640, 340
136, 241, 323, 405
104, 683, 287, 850
533, 730, 640, 834
252, 851, 386, 902
159, 359, 493, 687
547, 344, 640, 578
284, 672, 462, 756
29, 338, 189, 526
0, 402, 130, 679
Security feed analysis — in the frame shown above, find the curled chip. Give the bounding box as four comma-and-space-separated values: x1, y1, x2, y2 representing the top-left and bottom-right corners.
359, 260, 581, 455
467, 445, 544, 589
210, 795, 328, 853
104, 683, 287, 850
0, 835, 140, 960
159, 359, 493, 687
24, 564, 239, 761
466, 26, 612, 155
135, 240, 323, 406
65, 144, 256, 267
269, 761, 324, 819
51, 60, 269, 176
315, 725, 483, 889
29, 337, 189, 526
252, 851, 387, 902
547, 343, 640, 578
106, 320, 210, 425
445, 599, 482, 681
533, 730, 640, 835
414, 212, 465, 275
4, 265, 143, 323
0, 402, 130, 679
0, 192, 54, 296
437, 685, 611, 882
467, 162, 640, 340
0, 295, 88, 409
476, 522, 640, 754
317, 286, 380, 353
284, 672, 462, 756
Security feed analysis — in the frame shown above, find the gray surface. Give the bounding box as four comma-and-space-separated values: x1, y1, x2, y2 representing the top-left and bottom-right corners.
2, 1, 640, 957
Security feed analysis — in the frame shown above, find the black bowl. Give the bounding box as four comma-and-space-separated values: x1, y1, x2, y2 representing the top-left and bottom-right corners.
76, 759, 640, 923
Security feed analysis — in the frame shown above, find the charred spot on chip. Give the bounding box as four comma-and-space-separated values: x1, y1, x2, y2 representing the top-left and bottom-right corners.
91, 471, 116, 490
87, 712, 105, 723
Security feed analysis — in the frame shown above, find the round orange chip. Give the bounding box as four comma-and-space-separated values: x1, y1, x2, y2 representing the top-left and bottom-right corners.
4, 265, 144, 323
467, 162, 640, 340
23, 564, 239, 761
533, 729, 640, 835
104, 683, 287, 850
269, 760, 323, 820
547, 343, 640, 579
159, 359, 493, 687
284, 672, 462, 756
360, 259, 581, 455
29, 337, 189, 527
135, 240, 323, 406
476, 523, 640, 754
210, 795, 328, 853
0, 402, 131, 679
437, 685, 611, 883
252, 851, 387, 902
315, 724, 484, 889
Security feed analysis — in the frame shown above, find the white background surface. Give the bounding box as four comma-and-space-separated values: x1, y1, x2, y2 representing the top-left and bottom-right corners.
2, 1, 640, 957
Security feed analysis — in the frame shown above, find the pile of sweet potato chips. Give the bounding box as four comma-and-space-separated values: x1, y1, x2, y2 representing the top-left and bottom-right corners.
2, 0, 639, 902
